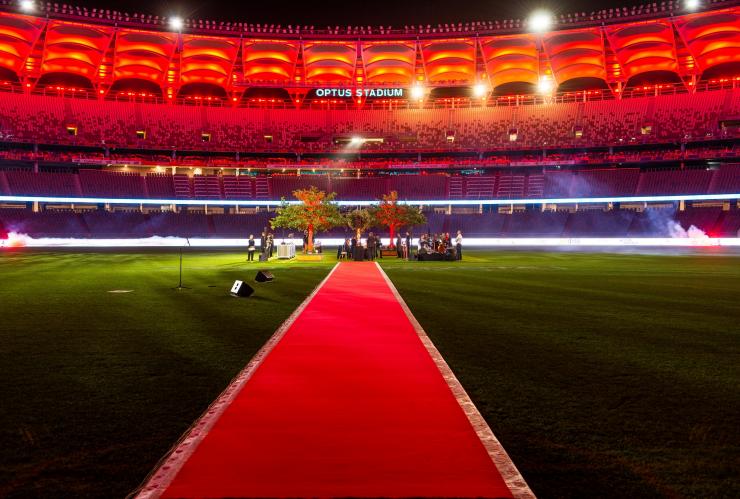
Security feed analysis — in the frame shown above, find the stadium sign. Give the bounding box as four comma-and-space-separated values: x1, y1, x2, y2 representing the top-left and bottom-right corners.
315, 88, 405, 98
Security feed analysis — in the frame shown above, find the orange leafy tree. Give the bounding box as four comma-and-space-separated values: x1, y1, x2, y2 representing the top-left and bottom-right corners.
270, 187, 345, 253
369, 191, 426, 248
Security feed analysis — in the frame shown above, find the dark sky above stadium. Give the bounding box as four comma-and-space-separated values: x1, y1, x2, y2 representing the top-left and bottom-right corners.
67, 0, 635, 26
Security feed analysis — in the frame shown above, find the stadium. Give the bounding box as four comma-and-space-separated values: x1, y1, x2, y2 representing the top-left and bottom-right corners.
0, 0, 738, 496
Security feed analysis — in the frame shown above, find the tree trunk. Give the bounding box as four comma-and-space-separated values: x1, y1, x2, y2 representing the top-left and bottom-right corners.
307, 224, 314, 253
356, 227, 361, 241
389, 223, 396, 248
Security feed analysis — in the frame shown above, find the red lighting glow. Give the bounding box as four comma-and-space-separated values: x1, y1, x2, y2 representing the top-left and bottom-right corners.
1, 232, 29, 248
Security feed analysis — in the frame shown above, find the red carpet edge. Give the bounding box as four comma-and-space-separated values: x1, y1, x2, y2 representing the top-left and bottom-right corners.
133, 263, 342, 499
374, 262, 534, 499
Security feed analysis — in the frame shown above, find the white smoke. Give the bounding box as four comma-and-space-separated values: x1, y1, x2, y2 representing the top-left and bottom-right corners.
667, 221, 708, 239
0, 231, 32, 248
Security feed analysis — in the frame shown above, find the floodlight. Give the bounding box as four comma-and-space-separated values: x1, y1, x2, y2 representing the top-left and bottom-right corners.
473, 83, 488, 98
410, 85, 425, 101
685, 0, 700, 10
169, 16, 184, 31
538, 76, 554, 94
528, 10, 553, 33
20, 0, 34, 12
350, 136, 364, 145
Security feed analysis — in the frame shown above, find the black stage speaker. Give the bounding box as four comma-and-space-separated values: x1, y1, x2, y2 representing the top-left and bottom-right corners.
255, 270, 274, 282
230, 280, 254, 297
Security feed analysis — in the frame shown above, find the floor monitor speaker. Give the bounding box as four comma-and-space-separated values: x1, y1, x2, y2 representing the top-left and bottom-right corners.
255, 270, 274, 282
230, 280, 254, 297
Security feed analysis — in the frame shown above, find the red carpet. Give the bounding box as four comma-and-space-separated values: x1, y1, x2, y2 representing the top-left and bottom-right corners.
139, 262, 528, 498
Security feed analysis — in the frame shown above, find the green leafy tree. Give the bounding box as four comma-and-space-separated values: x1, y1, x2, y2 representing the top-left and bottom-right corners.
346, 208, 374, 241
270, 187, 344, 253
369, 191, 426, 247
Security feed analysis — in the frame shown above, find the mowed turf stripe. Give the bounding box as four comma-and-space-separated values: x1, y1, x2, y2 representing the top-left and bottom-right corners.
136, 261, 527, 498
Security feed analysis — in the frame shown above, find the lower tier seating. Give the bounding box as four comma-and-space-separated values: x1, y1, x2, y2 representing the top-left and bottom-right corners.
2, 207, 738, 239
1, 165, 738, 201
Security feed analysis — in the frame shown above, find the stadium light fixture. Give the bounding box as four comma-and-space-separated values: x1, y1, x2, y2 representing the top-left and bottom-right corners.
410, 85, 425, 101
528, 10, 553, 33
473, 83, 488, 98
685, 0, 700, 10
350, 136, 364, 145
538, 76, 554, 94
169, 16, 184, 31
19, 0, 34, 12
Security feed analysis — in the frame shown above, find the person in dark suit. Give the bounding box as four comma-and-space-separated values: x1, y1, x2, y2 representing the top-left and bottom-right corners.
396, 234, 403, 258
267, 233, 274, 257
405, 231, 412, 260
350, 236, 357, 260
455, 230, 463, 260
247, 234, 256, 261
366, 232, 376, 261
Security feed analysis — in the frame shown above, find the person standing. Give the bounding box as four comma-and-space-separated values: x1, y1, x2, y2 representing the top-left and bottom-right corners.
396, 234, 403, 258
405, 231, 412, 260
455, 230, 463, 260
367, 232, 376, 261
267, 233, 274, 258
247, 234, 256, 261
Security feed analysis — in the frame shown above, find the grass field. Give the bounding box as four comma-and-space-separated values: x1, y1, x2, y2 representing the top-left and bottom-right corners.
1, 249, 739, 498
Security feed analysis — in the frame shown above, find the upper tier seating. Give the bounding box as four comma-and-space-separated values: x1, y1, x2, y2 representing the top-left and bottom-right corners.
389, 175, 447, 200
636, 169, 715, 196
708, 164, 740, 194
222, 175, 254, 200
4, 170, 79, 197
330, 177, 389, 200
0, 89, 737, 153
78, 170, 146, 198
146, 173, 176, 198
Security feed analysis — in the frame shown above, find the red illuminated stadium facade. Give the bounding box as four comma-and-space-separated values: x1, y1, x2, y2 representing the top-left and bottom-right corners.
0, 0, 737, 101
0, 0, 738, 244
0, 1, 738, 151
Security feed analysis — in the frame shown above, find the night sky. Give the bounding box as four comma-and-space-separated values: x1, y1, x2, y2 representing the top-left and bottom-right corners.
65, 0, 641, 26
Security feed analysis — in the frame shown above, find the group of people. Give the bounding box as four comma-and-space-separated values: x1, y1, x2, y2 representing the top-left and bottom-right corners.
337, 230, 463, 261
417, 230, 463, 260
247, 229, 464, 262
246, 231, 274, 261
337, 232, 385, 261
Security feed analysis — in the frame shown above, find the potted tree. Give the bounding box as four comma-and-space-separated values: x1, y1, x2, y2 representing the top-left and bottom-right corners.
346, 208, 374, 242
369, 191, 426, 256
270, 187, 344, 258
346, 208, 374, 261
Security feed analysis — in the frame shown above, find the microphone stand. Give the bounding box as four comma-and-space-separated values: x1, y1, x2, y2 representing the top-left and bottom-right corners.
175, 237, 191, 290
